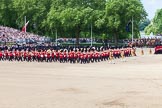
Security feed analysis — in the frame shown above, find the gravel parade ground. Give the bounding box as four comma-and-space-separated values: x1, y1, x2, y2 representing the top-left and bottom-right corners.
0, 48, 162, 108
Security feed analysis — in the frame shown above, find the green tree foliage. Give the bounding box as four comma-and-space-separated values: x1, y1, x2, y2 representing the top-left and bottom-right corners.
0, 0, 147, 45
13, 0, 51, 34
0, 0, 17, 27
45, 0, 106, 45
105, 0, 147, 45
145, 9, 162, 35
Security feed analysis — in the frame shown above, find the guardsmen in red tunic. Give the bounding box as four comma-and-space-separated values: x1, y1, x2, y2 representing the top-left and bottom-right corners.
126, 48, 129, 57
107, 49, 110, 60
37, 51, 41, 62
63, 50, 67, 63
55, 51, 59, 62
73, 51, 77, 63
87, 50, 91, 63
17, 50, 22, 61
89, 51, 94, 63
69, 51, 74, 63
59, 51, 63, 63
32, 50, 36, 61
40, 50, 45, 62
8, 51, 13, 61
80, 51, 84, 64
0, 50, 2, 61
27, 51, 32, 62
20, 50, 24, 61
44, 50, 48, 61
77, 50, 81, 63
104, 51, 108, 61
82, 51, 86, 64
101, 52, 104, 61
116, 48, 120, 58
3, 50, 8, 60
47, 50, 51, 62
13, 50, 16, 60
22, 50, 26, 61
67, 50, 70, 62
114, 49, 117, 59
94, 51, 98, 62
85, 51, 89, 63
0, 46, 136, 63
51, 50, 55, 62
15, 50, 19, 61
124, 49, 127, 57
25, 51, 29, 61
68, 51, 72, 63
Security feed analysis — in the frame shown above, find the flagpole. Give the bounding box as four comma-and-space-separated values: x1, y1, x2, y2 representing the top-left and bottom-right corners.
91, 23, 93, 46
25, 16, 26, 32
56, 29, 58, 46
132, 16, 134, 44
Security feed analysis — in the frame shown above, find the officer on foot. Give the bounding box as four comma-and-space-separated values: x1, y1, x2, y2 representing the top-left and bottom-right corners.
149, 48, 152, 54
109, 49, 115, 64
141, 48, 144, 55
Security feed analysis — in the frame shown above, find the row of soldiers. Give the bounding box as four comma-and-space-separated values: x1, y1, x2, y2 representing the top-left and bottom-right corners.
0, 47, 136, 64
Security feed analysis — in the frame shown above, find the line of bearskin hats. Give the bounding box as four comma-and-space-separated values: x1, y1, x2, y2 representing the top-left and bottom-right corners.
0, 44, 130, 52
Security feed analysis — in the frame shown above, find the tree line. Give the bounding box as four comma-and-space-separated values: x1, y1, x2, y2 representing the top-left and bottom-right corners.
0, 0, 147, 45
145, 9, 162, 36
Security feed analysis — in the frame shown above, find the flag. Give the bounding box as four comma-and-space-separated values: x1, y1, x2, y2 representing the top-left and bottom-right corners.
126, 21, 131, 32
22, 21, 29, 32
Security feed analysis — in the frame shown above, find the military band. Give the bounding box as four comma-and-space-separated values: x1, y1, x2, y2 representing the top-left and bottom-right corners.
0, 46, 135, 64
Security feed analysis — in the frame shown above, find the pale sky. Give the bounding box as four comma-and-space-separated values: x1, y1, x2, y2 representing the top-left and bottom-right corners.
141, 0, 162, 20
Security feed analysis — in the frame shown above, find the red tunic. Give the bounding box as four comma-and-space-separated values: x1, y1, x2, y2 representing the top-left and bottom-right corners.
63, 52, 67, 58
59, 53, 63, 59
15, 51, 18, 57
24, 52, 27, 58
95, 53, 98, 58
56, 52, 59, 58
74, 53, 77, 59
80, 53, 84, 59
47, 53, 50, 58
101, 53, 104, 57
0, 51, 2, 57
69, 52, 74, 59
52, 52, 54, 58
86, 54, 89, 59
4, 51, 8, 57
41, 52, 44, 58
37, 53, 41, 58
9, 52, 13, 57
18, 51, 21, 57
90, 53, 93, 59
28, 53, 31, 58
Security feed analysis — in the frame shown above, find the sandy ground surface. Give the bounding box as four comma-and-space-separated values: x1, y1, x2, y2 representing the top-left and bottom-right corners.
0, 48, 162, 108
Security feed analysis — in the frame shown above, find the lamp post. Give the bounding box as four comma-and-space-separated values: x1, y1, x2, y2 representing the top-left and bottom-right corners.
25, 16, 26, 32
91, 23, 93, 46
55, 29, 58, 46
132, 16, 134, 44
90, 9, 94, 47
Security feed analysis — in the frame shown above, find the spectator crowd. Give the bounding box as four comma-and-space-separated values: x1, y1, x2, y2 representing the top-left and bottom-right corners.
0, 26, 50, 44
0, 25, 161, 48
127, 38, 162, 48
